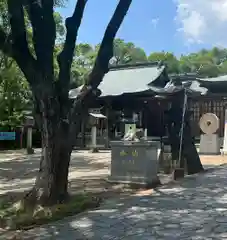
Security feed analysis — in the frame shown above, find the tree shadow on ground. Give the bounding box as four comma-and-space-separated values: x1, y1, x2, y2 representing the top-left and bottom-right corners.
0, 150, 110, 178
0, 150, 115, 218
0, 150, 224, 193
1, 151, 227, 239
0, 150, 136, 222
12, 166, 227, 239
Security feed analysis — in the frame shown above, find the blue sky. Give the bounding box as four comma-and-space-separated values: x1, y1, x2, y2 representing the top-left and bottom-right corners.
57, 0, 224, 56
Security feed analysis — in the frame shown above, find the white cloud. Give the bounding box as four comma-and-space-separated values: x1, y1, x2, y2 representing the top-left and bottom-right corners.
175, 0, 227, 46
151, 18, 159, 29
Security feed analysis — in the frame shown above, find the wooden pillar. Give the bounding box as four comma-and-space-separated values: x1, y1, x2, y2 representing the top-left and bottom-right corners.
81, 120, 86, 148
115, 127, 118, 137
223, 107, 227, 154
90, 123, 98, 153
91, 125, 96, 147
20, 127, 24, 149
27, 127, 34, 154
144, 128, 148, 140
105, 107, 109, 148
24, 116, 34, 155
143, 101, 148, 139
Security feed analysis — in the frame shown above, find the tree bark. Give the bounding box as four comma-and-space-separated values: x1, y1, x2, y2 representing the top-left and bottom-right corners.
7, 0, 37, 83
26, 97, 72, 205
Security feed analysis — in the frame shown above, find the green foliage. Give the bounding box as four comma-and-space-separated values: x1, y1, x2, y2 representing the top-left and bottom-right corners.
112, 39, 147, 64
0, 5, 65, 130
54, 0, 68, 7
0, 62, 31, 130
177, 47, 227, 77
148, 47, 227, 77
69, 44, 227, 88
148, 52, 179, 73
71, 43, 96, 87
70, 39, 148, 87
1, 0, 227, 132
54, 12, 66, 40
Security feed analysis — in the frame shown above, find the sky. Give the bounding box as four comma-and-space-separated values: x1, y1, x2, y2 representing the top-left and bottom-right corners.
57, 0, 227, 56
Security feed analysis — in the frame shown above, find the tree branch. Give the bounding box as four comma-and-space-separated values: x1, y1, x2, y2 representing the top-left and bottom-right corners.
7, 0, 36, 82
57, 0, 87, 97
41, 0, 56, 71
70, 0, 132, 123
24, 0, 43, 59
87, 0, 132, 89
25, 0, 56, 78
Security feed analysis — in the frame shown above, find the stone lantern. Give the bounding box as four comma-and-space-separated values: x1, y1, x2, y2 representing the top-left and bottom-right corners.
88, 108, 107, 153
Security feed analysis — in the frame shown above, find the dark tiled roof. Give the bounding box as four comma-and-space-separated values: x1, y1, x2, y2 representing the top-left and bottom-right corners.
69, 62, 167, 98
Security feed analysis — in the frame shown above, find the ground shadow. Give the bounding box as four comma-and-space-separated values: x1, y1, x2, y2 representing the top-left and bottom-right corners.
0, 150, 110, 180
0, 150, 137, 220
1, 152, 227, 239
8, 166, 227, 239
0, 150, 111, 196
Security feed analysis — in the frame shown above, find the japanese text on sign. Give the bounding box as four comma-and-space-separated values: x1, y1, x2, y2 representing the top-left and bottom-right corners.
120, 149, 138, 157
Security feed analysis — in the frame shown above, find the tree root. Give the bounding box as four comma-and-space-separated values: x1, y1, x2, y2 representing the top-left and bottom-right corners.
20, 188, 38, 212
22, 187, 70, 210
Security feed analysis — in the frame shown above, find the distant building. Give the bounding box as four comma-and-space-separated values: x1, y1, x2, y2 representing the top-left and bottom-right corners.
69, 62, 227, 148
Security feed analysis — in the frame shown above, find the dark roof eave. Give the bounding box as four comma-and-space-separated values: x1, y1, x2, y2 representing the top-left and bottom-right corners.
108, 61, 165, 71
99, 89, 157, 99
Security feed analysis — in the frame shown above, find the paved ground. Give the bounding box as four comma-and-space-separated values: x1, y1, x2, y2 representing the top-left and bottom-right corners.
1, 165, 227, 239
1, 150, 227, 239
0, 149, 226, 196
0, 150, 119, 197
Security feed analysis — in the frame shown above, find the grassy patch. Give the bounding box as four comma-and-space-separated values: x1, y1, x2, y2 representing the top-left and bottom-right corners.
0, 194, 101, 230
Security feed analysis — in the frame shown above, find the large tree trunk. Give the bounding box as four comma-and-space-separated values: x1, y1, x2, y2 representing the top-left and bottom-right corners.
1, 0, 133, 208
31, 140, 71, 205
25, 95, 72, 206
26, 132, 71, 206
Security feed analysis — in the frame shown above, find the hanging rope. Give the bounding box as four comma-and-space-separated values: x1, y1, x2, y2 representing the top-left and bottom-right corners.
177, 89, 188, 168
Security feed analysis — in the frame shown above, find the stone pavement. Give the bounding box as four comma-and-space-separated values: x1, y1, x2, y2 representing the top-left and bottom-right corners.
0, 150, 111, 196
3, 165, 227, 240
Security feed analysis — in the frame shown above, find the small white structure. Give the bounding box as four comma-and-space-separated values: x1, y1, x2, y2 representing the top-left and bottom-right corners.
89, 108, 107, 152
199, 113, 220, 155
